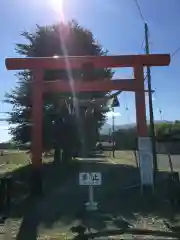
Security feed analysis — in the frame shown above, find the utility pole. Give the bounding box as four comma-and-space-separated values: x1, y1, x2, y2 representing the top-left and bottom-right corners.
144, 22, 158, 182
112, 107, 115, 158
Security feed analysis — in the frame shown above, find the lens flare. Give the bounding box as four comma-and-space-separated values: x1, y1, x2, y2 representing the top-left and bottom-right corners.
50, 0, 63, 11
49, 0, 65, 21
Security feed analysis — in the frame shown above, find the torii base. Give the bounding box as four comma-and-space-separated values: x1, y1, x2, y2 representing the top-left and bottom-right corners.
30, 168, 43, 197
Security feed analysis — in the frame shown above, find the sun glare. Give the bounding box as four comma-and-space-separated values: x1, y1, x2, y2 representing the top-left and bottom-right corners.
51, 0, 63, 9
50, 0, 64, 13
49, 0, 65, 21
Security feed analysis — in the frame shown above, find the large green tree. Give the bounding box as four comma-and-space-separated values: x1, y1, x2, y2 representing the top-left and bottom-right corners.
112, 121, 180, 150
5, 21, 113, 162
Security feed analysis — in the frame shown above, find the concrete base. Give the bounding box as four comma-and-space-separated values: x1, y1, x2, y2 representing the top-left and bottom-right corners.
141, 184, 154, 195
85, 201, 98, 211
30, 168, 43, 197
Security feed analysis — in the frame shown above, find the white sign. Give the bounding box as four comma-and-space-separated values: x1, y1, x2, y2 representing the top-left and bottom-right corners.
138, 137, 154, 187
79, 172, 102, 186
138, 137, 152, 151
139, 151, 153, 185
90, 172, 102, 185
79, 172, 90, 185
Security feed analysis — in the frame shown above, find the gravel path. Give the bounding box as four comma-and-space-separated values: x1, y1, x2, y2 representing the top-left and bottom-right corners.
0, 156, 180, 239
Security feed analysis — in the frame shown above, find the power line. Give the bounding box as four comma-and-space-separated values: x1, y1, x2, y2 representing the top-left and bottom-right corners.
132, 0, 148, 80
172, 47, 180, 58
134, 0, 179, 60
140, 38, 145, 52
132, 0, 145, 23
133, 0, 166, 126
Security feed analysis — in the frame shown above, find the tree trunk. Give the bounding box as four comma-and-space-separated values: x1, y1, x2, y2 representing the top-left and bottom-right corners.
53, 146, 61, 164
30, 167, 42, 197
62, 147, 73, 165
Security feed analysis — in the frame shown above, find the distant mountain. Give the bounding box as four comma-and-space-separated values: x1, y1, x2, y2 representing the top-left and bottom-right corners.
100, 120, 172, 135
100, 123, 135, 134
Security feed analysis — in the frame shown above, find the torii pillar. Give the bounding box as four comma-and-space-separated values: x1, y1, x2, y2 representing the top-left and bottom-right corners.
5, 54, 170, 195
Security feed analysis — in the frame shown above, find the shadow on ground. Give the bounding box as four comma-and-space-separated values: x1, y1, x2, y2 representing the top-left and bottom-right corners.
5, 159, 178, 239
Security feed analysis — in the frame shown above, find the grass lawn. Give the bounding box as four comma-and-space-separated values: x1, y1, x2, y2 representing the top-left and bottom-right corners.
106, 150, 180, 172
0, 150, 179, 239
105, 150, 138, 166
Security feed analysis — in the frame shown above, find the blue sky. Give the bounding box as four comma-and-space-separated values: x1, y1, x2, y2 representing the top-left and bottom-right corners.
0, 0, 180, 142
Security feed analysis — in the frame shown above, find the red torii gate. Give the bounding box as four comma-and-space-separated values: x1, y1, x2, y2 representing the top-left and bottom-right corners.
5, 54, 170, 194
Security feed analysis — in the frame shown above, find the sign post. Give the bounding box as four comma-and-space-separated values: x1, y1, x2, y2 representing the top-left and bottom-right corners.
138, 137, 154, 193
79, 172, 101, 211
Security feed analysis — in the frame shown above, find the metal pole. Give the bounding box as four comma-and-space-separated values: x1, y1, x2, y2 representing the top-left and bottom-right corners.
89, 185, 94, 203
144, 22, 158, 182
109, 128, 111, 141
112, 108, 115, 157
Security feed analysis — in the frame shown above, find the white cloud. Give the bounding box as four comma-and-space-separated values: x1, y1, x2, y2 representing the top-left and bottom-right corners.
0, 125, 9, 130
0, 128, 11, 142
0, 124, 17, 142
106, 111, 121, 118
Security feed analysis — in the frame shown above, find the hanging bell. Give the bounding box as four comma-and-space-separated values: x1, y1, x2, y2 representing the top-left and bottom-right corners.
112, 97, 120, 107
